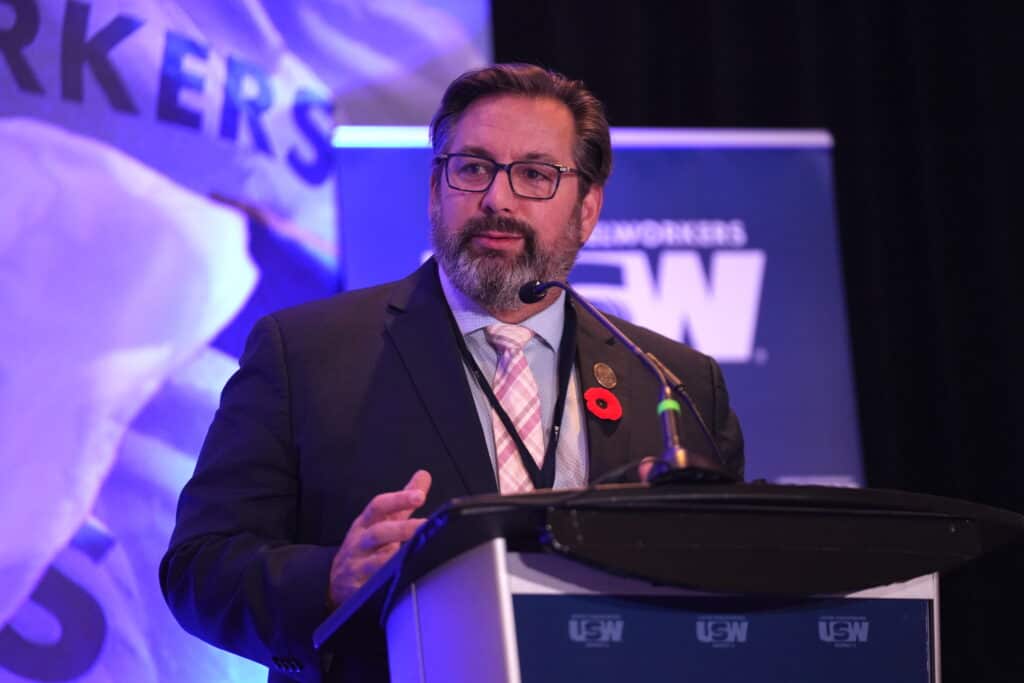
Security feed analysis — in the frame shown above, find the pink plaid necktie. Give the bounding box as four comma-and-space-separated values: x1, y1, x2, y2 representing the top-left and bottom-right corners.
485, 324, 544, 494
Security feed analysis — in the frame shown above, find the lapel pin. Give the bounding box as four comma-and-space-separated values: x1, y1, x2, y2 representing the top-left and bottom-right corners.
593, 362, 618, 389
584, 387, 623, 421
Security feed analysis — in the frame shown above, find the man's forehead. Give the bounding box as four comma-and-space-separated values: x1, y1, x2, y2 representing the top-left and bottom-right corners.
446, 94, 576, 161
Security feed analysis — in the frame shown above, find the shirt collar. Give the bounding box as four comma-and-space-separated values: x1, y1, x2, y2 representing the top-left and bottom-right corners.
438, 263, 565, 350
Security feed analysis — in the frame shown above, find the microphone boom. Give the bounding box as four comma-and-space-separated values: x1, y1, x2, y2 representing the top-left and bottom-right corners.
519, 280, 735, 484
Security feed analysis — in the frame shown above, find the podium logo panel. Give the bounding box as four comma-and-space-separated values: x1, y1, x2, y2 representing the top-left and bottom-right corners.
568, 613, 624, 648
513, 595, 930, 682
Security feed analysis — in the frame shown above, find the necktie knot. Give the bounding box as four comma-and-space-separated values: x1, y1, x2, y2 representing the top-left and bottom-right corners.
484, 324, 534, 354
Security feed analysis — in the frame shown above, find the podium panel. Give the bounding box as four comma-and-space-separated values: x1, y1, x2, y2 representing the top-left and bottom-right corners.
386, 539, 938, 683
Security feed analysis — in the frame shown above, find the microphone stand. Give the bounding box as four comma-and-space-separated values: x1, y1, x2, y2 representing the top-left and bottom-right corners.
644, 352, 725, 468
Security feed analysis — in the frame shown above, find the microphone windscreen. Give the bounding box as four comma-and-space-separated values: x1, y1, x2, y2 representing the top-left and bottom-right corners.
518, 281, 547, 304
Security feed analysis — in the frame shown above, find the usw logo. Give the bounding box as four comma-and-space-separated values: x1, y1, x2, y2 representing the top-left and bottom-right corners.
696, 617, 749, 647
818, 617, 870, 647
573, 249, 765, 363
568, 614, 624, 647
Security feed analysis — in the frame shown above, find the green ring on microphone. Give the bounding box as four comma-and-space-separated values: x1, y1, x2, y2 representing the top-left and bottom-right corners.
657, 398, 681, 415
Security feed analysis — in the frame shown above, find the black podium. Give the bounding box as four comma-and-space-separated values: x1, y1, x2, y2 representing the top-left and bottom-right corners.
315, 483, 1024, 682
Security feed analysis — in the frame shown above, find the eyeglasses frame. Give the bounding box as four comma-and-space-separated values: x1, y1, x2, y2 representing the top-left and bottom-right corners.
434, 152, 580, 200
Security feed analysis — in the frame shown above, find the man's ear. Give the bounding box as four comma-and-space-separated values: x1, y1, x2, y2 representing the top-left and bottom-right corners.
577, 184, 604, 245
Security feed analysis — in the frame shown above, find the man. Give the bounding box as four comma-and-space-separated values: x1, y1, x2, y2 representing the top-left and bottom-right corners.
160, 63, 744, 682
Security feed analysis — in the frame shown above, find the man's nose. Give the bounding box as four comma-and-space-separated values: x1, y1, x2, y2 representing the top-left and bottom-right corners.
480, 168, 517, 214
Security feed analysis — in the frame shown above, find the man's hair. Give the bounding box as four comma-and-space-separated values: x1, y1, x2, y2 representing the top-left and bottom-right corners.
429, 63, 612, 196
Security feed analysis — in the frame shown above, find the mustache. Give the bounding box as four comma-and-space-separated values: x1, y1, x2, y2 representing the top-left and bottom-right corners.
459, 215, 535, 242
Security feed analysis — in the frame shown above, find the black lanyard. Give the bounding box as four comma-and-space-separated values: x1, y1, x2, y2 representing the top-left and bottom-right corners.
450, 300, 577, 490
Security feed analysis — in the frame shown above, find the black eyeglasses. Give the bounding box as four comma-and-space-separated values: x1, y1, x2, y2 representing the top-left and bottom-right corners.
435, 153, 579, 200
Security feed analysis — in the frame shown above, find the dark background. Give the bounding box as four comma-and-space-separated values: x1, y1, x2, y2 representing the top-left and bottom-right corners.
493, 2, 1023, 680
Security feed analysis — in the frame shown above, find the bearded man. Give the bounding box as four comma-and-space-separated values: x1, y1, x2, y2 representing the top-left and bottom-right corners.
161, 63, 745, 682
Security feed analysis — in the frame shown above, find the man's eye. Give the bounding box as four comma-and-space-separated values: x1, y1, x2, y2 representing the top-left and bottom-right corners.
518, 165, 555, 183
456, 162, 489, 176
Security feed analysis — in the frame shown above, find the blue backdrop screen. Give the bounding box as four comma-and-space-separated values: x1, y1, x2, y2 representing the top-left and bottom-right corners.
335, 128, 862, 484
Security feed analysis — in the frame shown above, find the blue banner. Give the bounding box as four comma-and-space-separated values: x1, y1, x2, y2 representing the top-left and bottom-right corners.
335, 127, 863, 485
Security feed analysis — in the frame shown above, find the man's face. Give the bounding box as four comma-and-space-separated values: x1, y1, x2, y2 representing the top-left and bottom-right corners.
429, 94, 603, 313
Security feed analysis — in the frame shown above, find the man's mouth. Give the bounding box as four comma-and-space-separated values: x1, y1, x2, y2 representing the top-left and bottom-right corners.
471, 230, 526, 250
461, 216, 533, 251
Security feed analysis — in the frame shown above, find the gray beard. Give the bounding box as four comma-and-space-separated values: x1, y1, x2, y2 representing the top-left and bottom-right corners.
430, 206, 582, 314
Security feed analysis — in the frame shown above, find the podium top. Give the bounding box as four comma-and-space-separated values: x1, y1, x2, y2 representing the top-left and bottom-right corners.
314, 482, 1024, 651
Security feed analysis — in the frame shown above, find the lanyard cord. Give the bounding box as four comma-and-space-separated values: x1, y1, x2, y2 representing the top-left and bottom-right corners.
449, 302, 577, 490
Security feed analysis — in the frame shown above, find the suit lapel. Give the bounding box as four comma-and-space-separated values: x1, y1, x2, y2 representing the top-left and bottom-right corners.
384, 261, 498, 495
574, 305, 638, 482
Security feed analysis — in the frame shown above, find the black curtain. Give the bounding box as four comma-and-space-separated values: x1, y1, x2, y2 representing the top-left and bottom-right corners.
493, 2, 1023, 680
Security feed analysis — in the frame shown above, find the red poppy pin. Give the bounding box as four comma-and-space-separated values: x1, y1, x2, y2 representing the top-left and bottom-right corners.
584, 386, 623, 421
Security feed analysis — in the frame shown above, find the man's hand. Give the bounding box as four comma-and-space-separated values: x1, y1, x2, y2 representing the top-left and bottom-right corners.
328, 470, 432, 610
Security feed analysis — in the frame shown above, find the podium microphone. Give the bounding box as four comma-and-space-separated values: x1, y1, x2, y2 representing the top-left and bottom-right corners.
519, 280, 735, 484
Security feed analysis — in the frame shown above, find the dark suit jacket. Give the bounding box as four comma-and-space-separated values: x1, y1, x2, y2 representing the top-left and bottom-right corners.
160, 259, 743, 682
